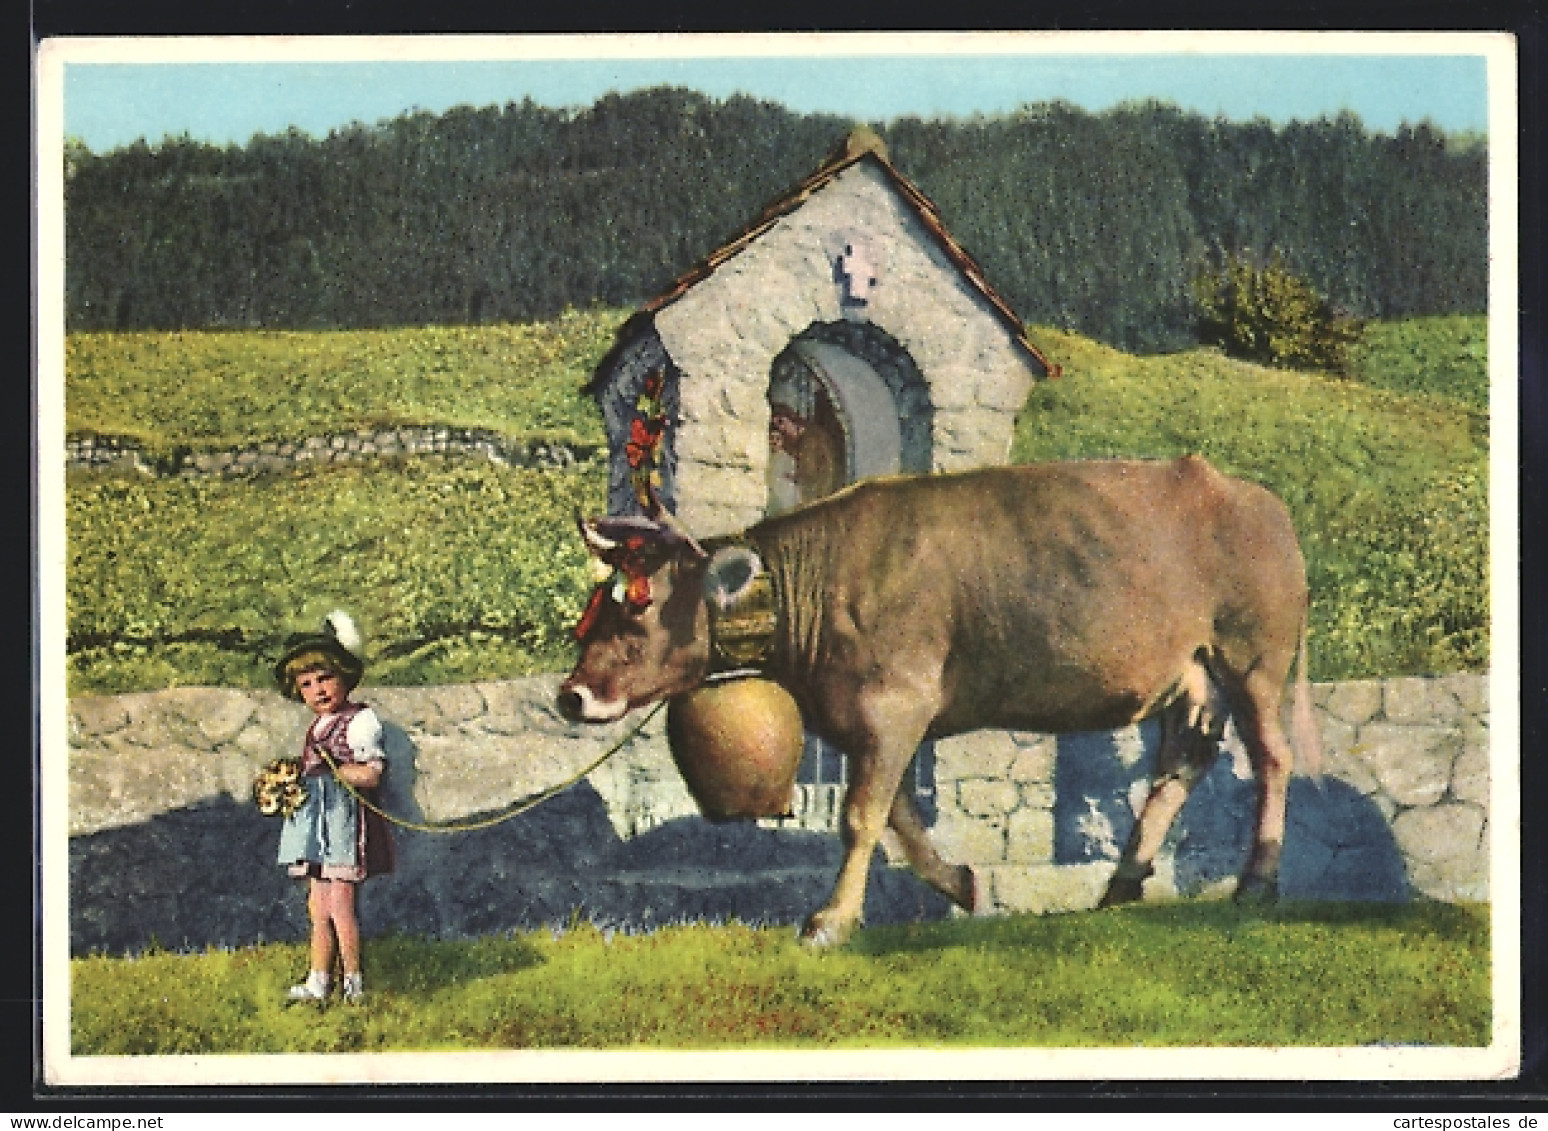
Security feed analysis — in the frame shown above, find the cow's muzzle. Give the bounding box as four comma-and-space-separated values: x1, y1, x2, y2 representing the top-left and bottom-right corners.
556, 681, 628, 724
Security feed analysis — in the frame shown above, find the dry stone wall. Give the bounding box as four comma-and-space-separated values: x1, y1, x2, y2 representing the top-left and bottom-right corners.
64, 672, 1491, 955
66, 429, 600, 479
933, 674, 1491, 916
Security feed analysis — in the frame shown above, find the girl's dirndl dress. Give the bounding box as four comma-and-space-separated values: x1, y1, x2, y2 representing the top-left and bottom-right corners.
276, 701, 395, 881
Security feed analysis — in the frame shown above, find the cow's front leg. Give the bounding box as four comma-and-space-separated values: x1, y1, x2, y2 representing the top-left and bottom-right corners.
801, 690, 935, 949
801, 759, 906, 949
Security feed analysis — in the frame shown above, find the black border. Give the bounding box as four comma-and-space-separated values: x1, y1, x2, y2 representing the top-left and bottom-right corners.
24, 0, 1548, 1110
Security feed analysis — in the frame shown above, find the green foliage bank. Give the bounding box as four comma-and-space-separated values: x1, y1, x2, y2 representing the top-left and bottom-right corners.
1193, 252, 1365, 374
68, 462, 605, 693
66, 308, 615, 461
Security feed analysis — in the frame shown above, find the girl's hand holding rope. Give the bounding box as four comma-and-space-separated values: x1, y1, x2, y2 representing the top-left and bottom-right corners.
333, 760, 383, 790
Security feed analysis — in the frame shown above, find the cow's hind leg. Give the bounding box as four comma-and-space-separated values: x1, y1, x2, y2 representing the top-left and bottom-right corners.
888, 784, 976, 914
1099, 665, 1226, 908
1228, 669, 1295, 902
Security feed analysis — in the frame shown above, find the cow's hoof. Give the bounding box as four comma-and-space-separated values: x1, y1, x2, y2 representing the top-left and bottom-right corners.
1098, 862, 1153, 908
958, 865, 979, 914
1234, 876, 1279, 905
799, 912, 856, 950
1097, 875, 1146, 909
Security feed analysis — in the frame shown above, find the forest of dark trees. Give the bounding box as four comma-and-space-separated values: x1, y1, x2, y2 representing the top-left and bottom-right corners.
64, 86, 1487, 352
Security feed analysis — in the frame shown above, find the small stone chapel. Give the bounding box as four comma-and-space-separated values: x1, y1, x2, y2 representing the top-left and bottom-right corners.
587, 126, 1056, 537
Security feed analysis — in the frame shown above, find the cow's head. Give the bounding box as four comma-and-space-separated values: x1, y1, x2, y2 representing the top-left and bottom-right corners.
559, 513, 766, 724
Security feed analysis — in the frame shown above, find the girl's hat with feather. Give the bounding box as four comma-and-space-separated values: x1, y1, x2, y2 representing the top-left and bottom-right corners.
273, 611, 366, 699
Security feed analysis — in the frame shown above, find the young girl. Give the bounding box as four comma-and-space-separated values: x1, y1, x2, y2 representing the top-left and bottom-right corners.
273, 612, 394, 1005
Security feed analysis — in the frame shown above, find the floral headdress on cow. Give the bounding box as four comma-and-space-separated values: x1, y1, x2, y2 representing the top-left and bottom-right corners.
575, 522, 657, 640
572, 514, 706, 640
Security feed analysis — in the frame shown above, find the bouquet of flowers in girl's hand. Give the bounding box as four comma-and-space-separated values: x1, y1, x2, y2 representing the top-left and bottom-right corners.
253, 757, 308, 818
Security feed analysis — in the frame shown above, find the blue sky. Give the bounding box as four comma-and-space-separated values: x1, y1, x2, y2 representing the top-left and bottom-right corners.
60, 42, 1493, 154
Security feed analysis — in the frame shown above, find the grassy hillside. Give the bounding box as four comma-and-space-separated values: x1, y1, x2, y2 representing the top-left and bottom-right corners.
1349, 314, 1490, 410
71, 901, 1488, 1053
64, 308, 620, 458
67, 462, 605, 694
62, 316, 1488, 694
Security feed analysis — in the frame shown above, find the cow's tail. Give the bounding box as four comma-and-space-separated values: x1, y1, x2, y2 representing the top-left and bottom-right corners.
1290, 609, 1323, 781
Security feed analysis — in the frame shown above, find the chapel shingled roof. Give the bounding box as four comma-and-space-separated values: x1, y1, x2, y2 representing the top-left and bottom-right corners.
620, 126, 1057, 379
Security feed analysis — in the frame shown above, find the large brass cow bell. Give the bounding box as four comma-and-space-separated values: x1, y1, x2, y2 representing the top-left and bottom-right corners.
666, 676, 805, 821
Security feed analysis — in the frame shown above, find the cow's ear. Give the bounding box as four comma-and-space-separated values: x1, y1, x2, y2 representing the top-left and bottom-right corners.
702, 546, 764, 614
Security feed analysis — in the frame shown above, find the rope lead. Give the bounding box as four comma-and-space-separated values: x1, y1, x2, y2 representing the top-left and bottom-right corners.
315, 700, 667, 834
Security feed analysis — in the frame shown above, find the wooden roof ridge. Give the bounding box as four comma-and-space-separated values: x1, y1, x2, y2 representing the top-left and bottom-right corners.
632, 128, 1057, 379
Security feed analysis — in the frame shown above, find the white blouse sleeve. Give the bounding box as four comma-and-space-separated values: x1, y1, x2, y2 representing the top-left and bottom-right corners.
345, 707, 387, 764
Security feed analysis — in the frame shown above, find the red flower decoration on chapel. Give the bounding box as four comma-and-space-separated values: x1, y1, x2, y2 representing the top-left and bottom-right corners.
626, 368, 671, 514
625, 416, 663, 470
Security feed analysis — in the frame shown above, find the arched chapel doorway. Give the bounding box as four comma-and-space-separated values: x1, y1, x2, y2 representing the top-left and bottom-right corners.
765, 322, 931, 514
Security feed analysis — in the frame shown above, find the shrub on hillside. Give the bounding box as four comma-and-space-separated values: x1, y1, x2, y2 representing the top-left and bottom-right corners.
1193, 253, 1365, 374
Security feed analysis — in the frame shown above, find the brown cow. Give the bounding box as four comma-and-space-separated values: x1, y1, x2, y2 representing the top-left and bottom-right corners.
558, 457, 1319, 947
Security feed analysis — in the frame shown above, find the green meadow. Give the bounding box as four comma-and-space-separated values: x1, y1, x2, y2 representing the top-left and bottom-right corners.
71, 902, 1490, 1054
64, 309, 616, 459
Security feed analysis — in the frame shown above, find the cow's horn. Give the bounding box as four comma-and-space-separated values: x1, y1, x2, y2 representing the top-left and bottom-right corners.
638, 479, 707, 560
576, 511, 618, 556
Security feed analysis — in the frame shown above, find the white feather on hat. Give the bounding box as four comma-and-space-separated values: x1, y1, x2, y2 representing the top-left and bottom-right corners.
325, 610, 362, 654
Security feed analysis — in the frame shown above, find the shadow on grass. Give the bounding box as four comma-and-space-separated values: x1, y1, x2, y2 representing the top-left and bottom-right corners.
364, 933, 548, 996
849, 899, 1490, 959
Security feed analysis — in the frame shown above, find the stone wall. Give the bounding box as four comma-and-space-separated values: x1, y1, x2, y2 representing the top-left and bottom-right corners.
65, 678, 953, 956
66, 429, 600, 478
64, 672, 1490, 955
932, 674, 1491, 915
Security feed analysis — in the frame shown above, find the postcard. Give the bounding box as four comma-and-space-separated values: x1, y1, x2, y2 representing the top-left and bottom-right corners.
34, 30, 1522, 1091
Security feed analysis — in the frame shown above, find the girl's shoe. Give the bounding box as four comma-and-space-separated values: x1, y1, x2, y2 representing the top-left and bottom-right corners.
341, 973, 365, 1005
287, 970, 331, 1003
